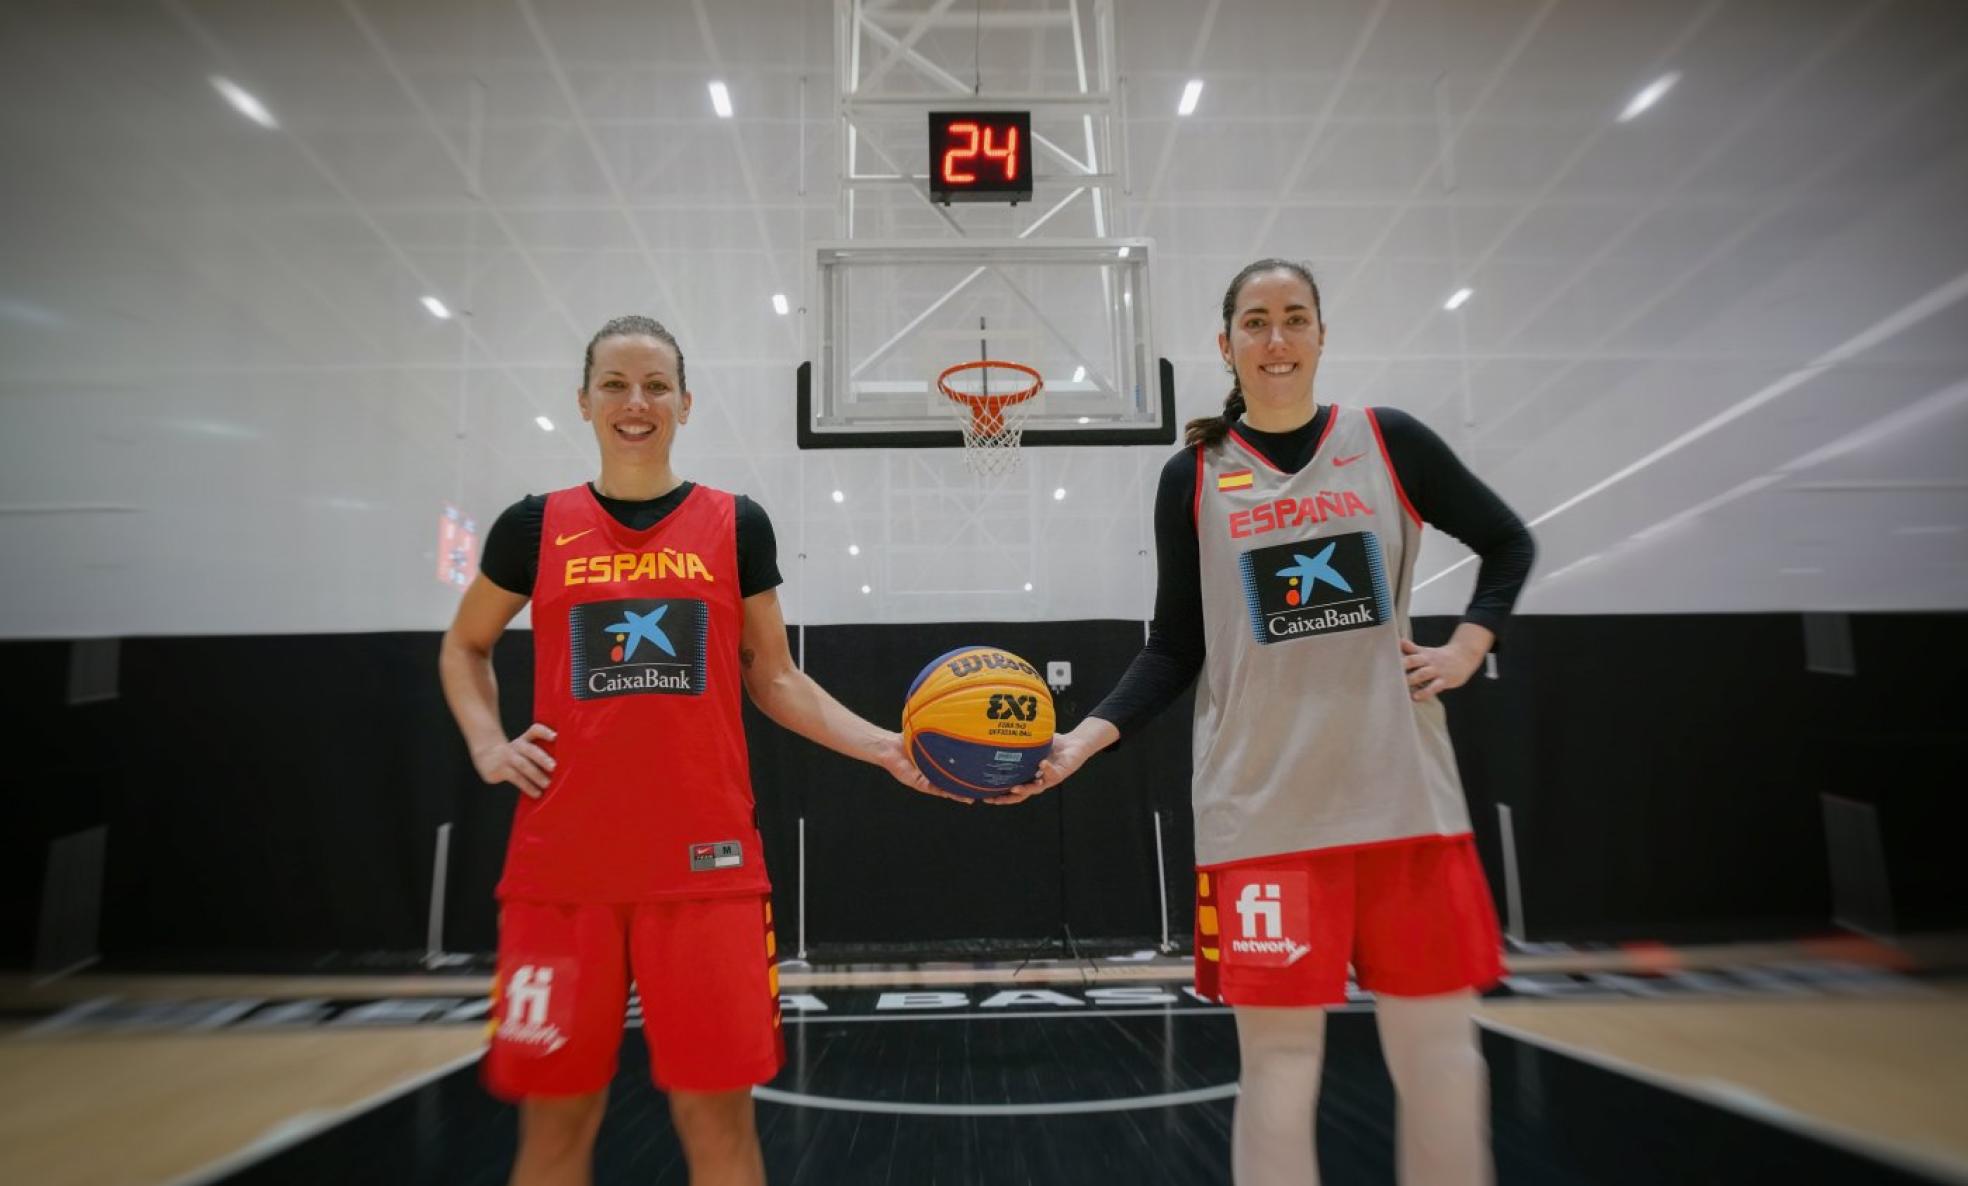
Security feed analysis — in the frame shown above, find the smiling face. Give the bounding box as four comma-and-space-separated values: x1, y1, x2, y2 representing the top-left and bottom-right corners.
1218, 267, 1326, 423
577, 334, 690, 462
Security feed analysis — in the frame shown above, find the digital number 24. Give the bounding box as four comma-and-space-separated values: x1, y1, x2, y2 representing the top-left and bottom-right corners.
943, 122, 1020, 183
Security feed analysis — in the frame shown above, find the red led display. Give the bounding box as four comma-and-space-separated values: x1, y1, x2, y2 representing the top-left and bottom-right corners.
928, 112, 1033, 204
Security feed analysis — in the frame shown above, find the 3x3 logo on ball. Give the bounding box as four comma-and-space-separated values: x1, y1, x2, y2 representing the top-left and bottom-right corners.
1237, 530, 1394, 644
985, 693, 1041, 721
569, 598, 708, 699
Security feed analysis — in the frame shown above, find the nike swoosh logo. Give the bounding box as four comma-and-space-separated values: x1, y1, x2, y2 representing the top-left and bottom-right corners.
554, 529, 595, 546
1333, 452, 1367, 467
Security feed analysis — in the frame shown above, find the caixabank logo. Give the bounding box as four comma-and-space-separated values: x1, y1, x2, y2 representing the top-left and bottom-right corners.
1237, 530, 1393, 644
568, 598, 708, 700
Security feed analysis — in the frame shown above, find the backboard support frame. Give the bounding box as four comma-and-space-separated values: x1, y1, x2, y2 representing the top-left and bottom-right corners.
800, 236, 1170, 449
797, 357, 1174, 450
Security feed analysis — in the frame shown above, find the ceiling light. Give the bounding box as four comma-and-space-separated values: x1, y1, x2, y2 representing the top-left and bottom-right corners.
1053, 488, 1066, 501
831, 489, 845, 503
534, 416, 554, 432
709, 81, 733, 118
1023, 582, 1034, 592
210, 76, 277, 129
1177, 80, 1204, 116
421, 296, 452, 320
1618, 72, 1680, 123
1444, 288, 1473, 311
848, 544, 860, 556
861, 584, 871, 594
771, 293, 790, 316
1072, 365, 1086, 383
1077, 416, 1090, 424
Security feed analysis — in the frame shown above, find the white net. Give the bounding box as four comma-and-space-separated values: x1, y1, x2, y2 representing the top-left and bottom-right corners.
940, 363, 1042, 477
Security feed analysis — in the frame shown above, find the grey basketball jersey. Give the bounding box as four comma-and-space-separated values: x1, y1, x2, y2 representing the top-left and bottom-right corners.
1190, 406, 1471, 867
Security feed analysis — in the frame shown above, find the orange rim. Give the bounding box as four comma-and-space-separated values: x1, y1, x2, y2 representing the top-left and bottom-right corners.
937, 360, 1043, 435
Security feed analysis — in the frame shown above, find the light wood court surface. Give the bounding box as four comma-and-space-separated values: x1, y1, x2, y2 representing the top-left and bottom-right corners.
1, 932, 1956, 1005
1, 937, 1962, 1185
1479, 987, 1968, 1183
0, 1026, 483, 1186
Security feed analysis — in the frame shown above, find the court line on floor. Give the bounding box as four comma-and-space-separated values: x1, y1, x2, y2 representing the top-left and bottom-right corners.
784, 1006, 1224, 1023
1476, 1013, 1968, 1186
753, 1082, 1240, 1116
160, 1047, 483, 1186
776, 1003, 1378, 1024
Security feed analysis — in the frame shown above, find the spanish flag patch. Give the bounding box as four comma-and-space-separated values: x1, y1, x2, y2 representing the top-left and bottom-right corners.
1217, 468, 1254, 491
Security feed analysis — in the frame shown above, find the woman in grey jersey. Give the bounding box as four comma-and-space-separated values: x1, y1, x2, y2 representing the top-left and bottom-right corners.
1000, 259, 1534, 1186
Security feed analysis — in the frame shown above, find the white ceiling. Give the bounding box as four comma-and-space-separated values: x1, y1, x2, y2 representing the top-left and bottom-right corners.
1, 0, 1964, 636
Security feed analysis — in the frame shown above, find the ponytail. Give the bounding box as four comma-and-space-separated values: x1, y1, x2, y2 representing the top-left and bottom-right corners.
1184, 386, 1245, 448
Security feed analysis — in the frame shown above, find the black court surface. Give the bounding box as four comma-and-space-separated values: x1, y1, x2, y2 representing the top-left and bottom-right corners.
204, 996, 1957, 1185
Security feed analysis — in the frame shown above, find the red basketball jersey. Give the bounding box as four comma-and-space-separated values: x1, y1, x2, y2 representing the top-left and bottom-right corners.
497, 483, 769, 902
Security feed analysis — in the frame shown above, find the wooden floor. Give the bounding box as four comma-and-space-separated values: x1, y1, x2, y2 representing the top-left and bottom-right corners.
0, 1027, 483, 1186
0, 930, 1950, 1004
1479, 990, 1968, 1182
2, 942, 1963, 1185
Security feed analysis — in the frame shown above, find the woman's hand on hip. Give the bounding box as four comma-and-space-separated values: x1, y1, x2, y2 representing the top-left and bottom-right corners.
1400, 638, 1483, 702
472, 722, 557, 798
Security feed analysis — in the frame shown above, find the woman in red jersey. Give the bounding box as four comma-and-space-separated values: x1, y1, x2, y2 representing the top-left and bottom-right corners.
439, 315, 956, 1186
1000, 261, 1536, 1186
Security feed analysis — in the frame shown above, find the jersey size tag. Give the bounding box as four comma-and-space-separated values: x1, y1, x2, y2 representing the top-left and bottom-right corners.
1237, 530, 1393, 645
567, 597, 708, 700
689, 840, 744, 872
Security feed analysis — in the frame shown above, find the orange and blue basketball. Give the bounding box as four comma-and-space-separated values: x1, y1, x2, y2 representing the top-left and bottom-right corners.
902, 646, 1056, 798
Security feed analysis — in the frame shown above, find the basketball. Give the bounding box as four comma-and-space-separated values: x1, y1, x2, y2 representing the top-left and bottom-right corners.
902, 646, 1056, 798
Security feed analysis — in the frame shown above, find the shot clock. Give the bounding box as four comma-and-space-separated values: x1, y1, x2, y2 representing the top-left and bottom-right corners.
928, 111, 1033, 205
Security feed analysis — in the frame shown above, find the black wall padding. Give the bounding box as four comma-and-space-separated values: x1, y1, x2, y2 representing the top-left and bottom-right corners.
0, 642, 115, 969
100, 634, 468, 960
1810, 615, 1964, 934
1433, 614, 1966, 940
787, 621, 1190, 955
3, 613, 1962, 968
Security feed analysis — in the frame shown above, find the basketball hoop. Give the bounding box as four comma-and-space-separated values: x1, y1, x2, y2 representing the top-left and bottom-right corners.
938, 360, 1043, 476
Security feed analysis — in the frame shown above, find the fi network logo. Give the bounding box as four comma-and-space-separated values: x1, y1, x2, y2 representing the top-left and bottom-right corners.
507, 966, 554, 1027
1237, 530, 1393, 645
1236, 882, 1283, 938
1227, 876, 1311, 967
495, 963, 569, 1054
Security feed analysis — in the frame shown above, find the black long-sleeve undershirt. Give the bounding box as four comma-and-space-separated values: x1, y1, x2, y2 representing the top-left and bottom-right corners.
479, 483, 782, 599
1087, 405, 1535, 738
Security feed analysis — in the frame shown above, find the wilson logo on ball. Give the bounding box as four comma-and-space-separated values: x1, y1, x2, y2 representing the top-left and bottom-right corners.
943, 651, 1042, 681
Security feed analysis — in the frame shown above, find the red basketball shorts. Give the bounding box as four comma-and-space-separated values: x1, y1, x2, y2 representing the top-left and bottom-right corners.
1194, 834, 1503, 1007
484, 895, 784, 1098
